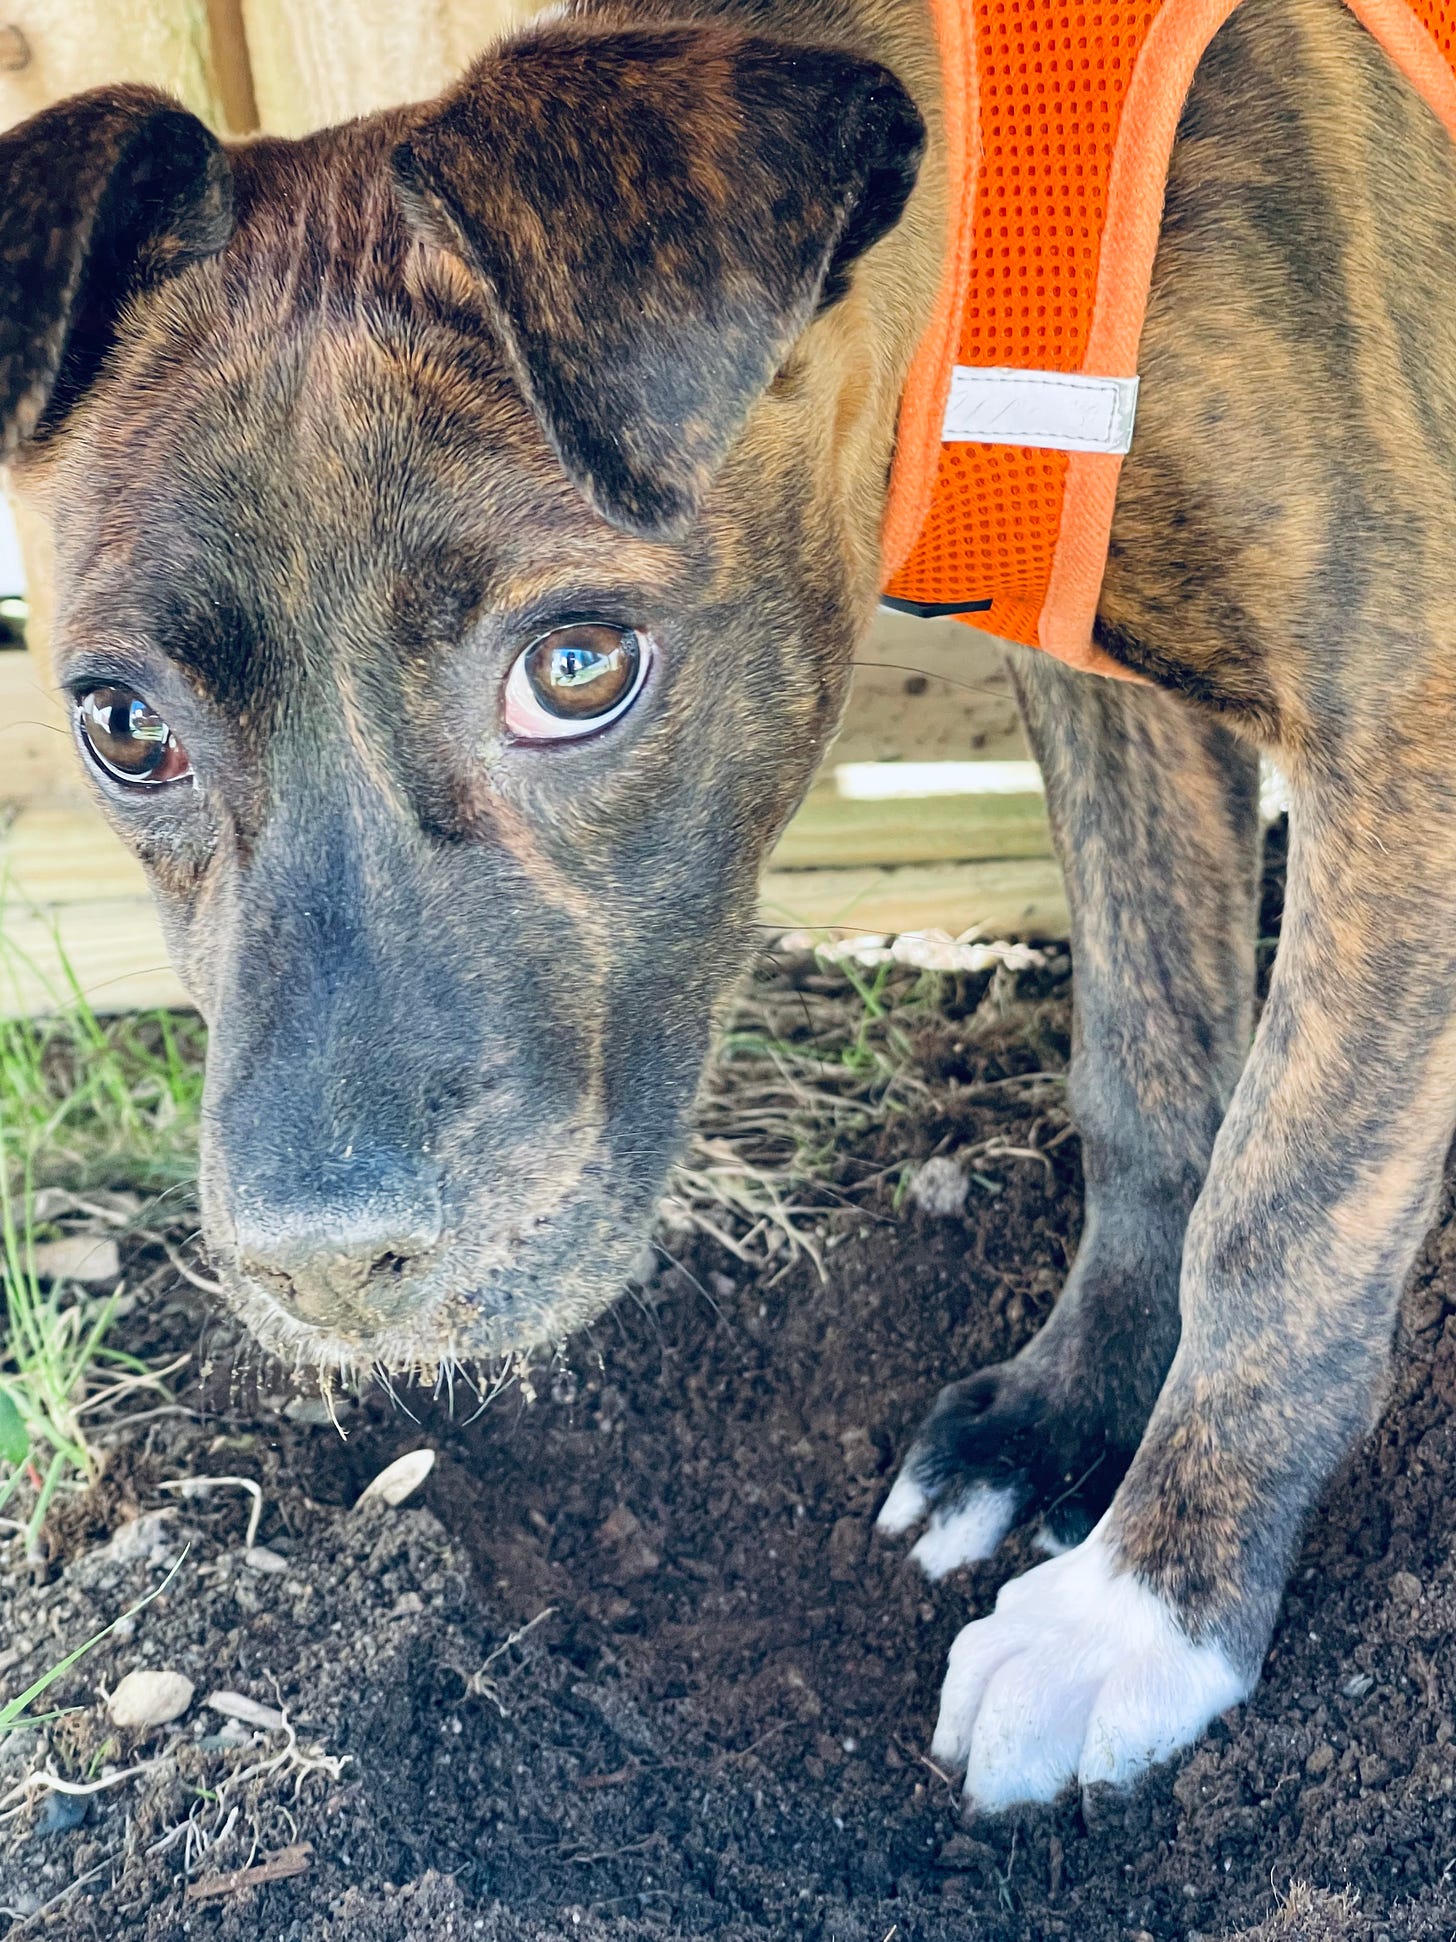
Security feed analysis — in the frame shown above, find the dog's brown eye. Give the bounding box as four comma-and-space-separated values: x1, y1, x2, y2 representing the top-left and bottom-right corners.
76, 686, 192, 787
504, 624, 650, 742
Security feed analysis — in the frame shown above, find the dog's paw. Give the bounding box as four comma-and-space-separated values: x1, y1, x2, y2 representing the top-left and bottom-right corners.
875, 1357, 1134, 1577
930, 1522, 1251, 1812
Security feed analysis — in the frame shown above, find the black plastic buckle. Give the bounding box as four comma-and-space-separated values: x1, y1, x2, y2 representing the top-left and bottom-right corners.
879, 596, 993, 620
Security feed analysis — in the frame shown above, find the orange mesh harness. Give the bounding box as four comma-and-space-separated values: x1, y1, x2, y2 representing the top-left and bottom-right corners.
880, 0, 1456, 676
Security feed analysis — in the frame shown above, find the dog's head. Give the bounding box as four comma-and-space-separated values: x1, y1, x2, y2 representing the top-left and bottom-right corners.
0, 26, 929, 1374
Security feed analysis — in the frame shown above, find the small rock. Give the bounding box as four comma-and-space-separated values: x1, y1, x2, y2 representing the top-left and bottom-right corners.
1306, 1742, 1335, 1777
1343, 1671, 1376, 1700
35, 1792, 87, 1839
205, 1689, 286, 1732
599, 1504, 643, 1546
242, 1545, 289, 1574
283, 1394, 342, 1426
355, 1447, 435, 1509
30, 1236, 120, 1287
827, 1516, 867, 1582
1390, 1570, 1423, 1605
104, 1512, 175, 1566
910, 1156, 968, 1217
108, 1670, 194, 1729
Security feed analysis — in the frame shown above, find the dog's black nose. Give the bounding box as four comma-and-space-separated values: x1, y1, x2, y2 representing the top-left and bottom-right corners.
233, 1160, 444, 1334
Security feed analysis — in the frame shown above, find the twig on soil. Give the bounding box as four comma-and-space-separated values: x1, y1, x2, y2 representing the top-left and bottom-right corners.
74, 1350, 190, 1420
150, 1232, 222, 1295
184, 1840, 313, 1903
0, 1755, 167, 1817
564, 1833, 657, 1866
158, 1473, 263, 1550
713, 1717, 790, 1767
918, 1752, 959, 1794
469, 1606, 556, 1714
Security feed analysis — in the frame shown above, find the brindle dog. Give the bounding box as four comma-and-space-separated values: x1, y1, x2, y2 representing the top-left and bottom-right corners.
0, 0, 1447, 1812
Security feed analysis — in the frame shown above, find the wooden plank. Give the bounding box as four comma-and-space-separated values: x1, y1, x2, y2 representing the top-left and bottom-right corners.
240, 0, 535, 136
0, 799, 1068, 1019
1, 795, 1062, 921
834, 610, 1028, 767
3, 804, 148, 902
0, 899, 187, 1015
774, 778, 1050, 870
0, 852, 1069, 1020
760, 860, 1067, 942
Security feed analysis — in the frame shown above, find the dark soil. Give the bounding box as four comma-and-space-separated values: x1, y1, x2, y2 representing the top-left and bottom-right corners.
6, 862, 1456, 1940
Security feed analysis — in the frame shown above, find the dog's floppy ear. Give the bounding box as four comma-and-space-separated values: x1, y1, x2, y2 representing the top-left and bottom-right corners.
393, 26, 924, 535
0, 85, 233, 458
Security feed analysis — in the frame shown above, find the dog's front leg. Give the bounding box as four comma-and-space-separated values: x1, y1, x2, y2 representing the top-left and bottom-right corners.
930, 733, 1456, 1810
879, 651, 1261, 1566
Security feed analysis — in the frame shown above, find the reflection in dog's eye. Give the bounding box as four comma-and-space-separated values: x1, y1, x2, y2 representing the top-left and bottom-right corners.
75, 686, 193, 787
504, 624, 650, 742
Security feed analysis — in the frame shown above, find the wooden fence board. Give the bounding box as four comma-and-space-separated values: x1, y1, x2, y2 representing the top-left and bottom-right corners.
240, 0, 530, 134
774, 781, 1050, 871
0, 859, 1069, 1020
0, 798, 1067, 1019
760, 859, 1067, 941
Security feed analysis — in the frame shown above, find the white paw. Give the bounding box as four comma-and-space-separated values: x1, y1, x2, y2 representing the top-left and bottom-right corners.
932, 1520, 1252, 1812
875, 1474, 1018, 1579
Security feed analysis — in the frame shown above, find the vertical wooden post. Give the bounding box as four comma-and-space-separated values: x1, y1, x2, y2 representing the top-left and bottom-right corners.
204, 0, 259, 131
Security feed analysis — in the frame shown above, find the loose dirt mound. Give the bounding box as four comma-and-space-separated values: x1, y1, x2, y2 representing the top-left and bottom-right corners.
4, 924, 1456, 1939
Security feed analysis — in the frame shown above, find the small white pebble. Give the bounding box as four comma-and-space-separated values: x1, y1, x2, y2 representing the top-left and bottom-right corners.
107, 1669, 194, 1729
29, 1236, 120, 1287
205, 1689, 286, 1732
910, 1155, 969, 1218
242, 1546, 289, 1573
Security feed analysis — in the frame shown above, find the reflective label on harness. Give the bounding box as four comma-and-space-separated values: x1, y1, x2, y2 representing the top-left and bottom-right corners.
942, 368, 1140, 455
